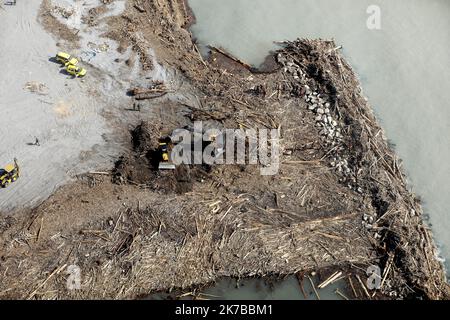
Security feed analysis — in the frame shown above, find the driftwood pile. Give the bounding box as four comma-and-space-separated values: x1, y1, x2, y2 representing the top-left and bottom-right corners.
276, 39, 448, 299
129, 81, 168, 100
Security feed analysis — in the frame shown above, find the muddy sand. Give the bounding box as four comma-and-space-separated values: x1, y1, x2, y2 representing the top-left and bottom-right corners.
0, 0, 448, 299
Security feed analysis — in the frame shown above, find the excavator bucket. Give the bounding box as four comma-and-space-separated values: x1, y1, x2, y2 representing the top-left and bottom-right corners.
158, 162, 176, 170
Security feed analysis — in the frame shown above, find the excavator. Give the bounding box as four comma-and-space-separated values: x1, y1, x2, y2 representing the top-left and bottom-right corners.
158, 138, 176, 170
0, 158, 19, 188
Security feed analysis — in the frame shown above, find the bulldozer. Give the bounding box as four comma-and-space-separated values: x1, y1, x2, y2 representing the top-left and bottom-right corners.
0, 158, 19, 188
158, 138, 176, 170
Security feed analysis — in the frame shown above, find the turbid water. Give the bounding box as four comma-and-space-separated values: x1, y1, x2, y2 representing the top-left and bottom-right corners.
150, 276, 349, 300
188, 0, 450, 277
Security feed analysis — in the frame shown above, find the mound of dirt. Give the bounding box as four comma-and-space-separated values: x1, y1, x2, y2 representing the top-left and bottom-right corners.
113, 121, 205, 194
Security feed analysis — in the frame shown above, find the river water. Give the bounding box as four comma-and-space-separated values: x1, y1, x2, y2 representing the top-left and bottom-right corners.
150, 275, 349, 300
188, 0, 450, 277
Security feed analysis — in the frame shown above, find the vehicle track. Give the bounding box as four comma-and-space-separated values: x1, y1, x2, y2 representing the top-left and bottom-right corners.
0, 1, 120, 211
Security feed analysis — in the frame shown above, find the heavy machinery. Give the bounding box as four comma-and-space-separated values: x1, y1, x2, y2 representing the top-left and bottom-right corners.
66, 64, 87, 77
158, 139, 176, 170
55, 52, 79, 67
0, 158, 19, 188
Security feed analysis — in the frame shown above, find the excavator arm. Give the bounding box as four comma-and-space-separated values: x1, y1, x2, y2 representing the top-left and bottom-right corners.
14, 158, 20, 177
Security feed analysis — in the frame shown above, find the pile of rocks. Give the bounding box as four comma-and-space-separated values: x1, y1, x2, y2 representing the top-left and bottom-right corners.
363, 213, 377, 231
278, 54, 379, 233
278, 54, 355, 182
304, 85, 342, 145
279, 56, 341, 144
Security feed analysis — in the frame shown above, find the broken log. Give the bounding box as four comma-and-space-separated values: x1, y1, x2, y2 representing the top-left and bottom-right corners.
208, 45, 252, 70
129, 86, 169, 100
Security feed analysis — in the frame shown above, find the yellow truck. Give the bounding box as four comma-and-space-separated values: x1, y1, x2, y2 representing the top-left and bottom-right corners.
0, 158, 19, 188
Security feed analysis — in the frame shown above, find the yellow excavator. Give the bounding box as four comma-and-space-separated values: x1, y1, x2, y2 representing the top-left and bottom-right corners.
158, 139, 175, 170
0, 158, 20, 188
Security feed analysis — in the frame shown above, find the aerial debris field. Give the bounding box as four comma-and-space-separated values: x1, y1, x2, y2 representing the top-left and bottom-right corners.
0, 0, 448, 300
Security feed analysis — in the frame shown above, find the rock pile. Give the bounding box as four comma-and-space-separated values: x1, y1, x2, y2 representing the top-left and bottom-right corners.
277, 50, 389, 232
277, 53, 355, 183
304, 86, 342, 145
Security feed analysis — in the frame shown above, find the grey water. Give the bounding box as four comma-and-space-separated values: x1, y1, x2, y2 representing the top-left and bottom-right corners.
150, 275, 349, 300
188, 0, 450, 279
200, 276, 348, 300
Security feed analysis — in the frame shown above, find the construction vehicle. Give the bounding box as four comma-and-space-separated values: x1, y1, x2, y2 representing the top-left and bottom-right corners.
66, 64, 87, 77
158, 139, 176, 170
0, 158, 19, 188
55, 52, 79, 67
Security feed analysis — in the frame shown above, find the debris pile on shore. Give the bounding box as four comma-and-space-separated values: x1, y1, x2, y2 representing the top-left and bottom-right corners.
0, 0, 447, 300
277, 52, 352, 184
277, 39, 448, 298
